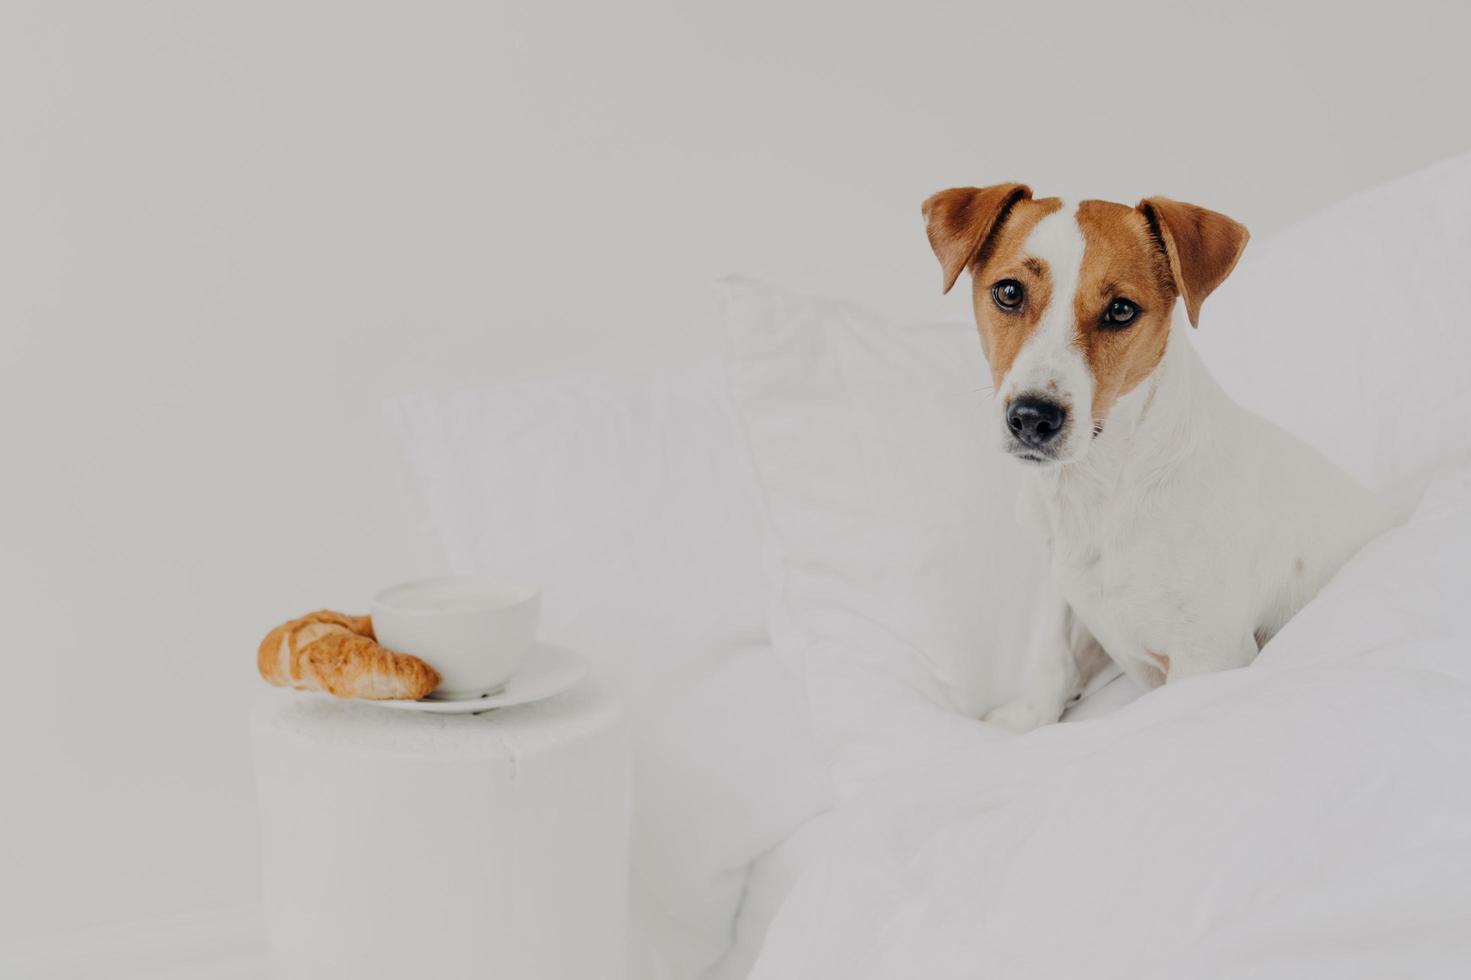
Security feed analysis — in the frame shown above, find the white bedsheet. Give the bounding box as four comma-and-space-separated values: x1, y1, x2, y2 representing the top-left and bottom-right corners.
704, 813, 837, 980
748, 465, 1471, 980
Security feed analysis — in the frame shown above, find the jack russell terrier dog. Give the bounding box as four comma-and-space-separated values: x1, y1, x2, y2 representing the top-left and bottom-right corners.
922, 184, 1396, 733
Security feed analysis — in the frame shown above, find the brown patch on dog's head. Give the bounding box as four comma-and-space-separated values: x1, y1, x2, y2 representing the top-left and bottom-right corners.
923, 186, 1063, 388
967, 197, 1068, 390
1073, 197, 1247, 420
1072, 201, 1181, 422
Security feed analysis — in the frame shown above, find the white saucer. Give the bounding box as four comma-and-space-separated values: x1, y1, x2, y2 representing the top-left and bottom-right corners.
374, 644, 588, 715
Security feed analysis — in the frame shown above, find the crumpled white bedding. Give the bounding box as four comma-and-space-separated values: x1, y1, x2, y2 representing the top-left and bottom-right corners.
748, 464, 1471, 980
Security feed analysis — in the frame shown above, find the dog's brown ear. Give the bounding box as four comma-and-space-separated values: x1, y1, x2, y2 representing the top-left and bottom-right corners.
922, 183, 1031, 294
1138, 197, 1249, 327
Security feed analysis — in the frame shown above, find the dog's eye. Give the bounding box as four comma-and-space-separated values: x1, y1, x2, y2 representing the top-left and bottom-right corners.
992, 280, 1025, 312
1102, 298, 1139, 327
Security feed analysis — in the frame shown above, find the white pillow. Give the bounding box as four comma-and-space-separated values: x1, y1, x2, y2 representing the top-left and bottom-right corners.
716, 278, 1046, 782
1197, 149, 1471, 510
385, 357, 831, 980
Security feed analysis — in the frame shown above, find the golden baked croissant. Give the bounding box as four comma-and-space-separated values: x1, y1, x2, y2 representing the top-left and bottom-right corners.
258, 610, 441, 700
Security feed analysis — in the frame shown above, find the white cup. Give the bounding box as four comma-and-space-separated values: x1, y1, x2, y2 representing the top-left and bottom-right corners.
370, 576, 541, 700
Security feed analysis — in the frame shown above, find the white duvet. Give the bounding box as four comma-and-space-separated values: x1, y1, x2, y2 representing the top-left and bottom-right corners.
750, 465, 1471, 980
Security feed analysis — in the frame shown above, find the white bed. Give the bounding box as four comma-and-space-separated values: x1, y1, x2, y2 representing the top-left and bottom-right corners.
747, 466, 1471, 978
389, 150, 1471, 979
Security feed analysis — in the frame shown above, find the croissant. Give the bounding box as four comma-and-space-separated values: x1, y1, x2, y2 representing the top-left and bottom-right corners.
258, 609, 441, 701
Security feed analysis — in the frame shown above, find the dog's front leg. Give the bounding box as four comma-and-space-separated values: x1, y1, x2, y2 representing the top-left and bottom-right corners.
983, 583, 1089, 733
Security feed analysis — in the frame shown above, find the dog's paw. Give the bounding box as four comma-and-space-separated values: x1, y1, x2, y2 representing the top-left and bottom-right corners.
983, 698, 1055, 734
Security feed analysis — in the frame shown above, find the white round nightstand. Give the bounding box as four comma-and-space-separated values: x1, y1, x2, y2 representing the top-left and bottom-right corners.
251, 680, 630, 980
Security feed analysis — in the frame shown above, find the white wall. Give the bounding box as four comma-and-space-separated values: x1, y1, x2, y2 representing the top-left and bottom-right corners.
3, 0, 1469, 946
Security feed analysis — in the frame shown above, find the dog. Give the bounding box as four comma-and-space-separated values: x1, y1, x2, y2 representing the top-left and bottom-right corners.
922, 184, 1396, 733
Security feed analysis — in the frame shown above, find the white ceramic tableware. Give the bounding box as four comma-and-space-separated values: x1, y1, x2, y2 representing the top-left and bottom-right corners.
368, 644, 588, 714
371, 576, 541, 699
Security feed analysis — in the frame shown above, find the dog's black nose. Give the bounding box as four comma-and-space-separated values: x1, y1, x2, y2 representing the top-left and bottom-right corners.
1007, 396, 1067, 448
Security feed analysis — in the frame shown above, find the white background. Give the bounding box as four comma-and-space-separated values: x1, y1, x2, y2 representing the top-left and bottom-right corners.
3, 0, 1469, 948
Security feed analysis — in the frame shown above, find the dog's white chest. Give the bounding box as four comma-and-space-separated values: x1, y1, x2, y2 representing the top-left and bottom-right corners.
1052, 538, 1157, 666
1028, 481, 1187, 683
